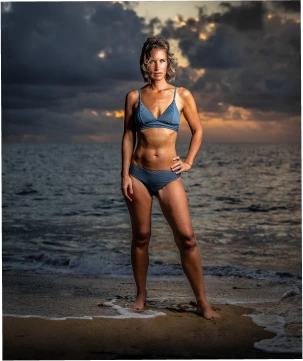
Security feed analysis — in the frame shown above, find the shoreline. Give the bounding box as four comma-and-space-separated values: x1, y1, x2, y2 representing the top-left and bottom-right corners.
2, 306, 299, 360
2, 272, 302, 359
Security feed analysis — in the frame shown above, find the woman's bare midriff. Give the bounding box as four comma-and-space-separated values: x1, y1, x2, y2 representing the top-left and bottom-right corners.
131, 128, 178, 170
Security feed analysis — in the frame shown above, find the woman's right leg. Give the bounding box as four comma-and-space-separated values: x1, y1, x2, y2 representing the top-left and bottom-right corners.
124, 175, 153, 310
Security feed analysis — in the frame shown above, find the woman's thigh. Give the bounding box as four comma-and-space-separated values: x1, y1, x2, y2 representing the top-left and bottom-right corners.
156, 178, 194, 244
124, 175, 153, 236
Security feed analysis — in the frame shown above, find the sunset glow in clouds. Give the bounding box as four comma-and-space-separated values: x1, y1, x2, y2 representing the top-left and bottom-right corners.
1, 1, 301, 143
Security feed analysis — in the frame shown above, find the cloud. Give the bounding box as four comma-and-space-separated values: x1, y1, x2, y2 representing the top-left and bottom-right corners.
160, 2, 300, 118
271, 1, 300, 13
1, 1, 301, 144
2, 2, 158, 142
2, 2, 150, 87
209, 1, 266, 32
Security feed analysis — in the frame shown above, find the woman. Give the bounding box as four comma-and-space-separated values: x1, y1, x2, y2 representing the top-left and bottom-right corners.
121, 35, 221, 320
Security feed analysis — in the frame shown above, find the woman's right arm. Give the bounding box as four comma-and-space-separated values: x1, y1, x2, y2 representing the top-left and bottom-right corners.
121, 91, 137, 202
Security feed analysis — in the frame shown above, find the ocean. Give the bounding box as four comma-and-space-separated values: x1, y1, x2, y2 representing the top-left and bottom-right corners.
2, 141, 302, 354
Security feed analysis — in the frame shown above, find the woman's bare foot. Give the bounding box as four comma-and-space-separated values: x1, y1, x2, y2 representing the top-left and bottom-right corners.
196, 301, 222, 320
130, 291, 147, 310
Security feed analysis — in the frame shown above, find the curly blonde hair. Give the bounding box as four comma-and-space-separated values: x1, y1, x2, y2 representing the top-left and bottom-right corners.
140, 35, 178, 83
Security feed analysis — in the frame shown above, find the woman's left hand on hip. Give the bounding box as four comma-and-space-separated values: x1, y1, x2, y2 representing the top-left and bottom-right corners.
171, 156, 192, 174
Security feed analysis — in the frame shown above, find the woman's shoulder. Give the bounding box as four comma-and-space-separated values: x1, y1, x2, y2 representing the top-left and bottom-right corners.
126, 88, 139, 98
125, 88, 140, 106
176, 87, 194, 103
176, 86, 193, 98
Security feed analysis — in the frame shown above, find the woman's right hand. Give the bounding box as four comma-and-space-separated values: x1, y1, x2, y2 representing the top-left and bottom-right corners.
121, 175, 133, 202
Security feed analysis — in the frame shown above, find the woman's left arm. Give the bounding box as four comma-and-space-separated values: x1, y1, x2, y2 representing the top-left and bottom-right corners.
171, 87, 203, 174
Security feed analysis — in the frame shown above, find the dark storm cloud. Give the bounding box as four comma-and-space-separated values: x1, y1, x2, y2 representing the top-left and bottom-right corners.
210, 1, 265, 31
1, 1, 301, 143
272, 1, 300, 13
2, 1, 155, 141
160, 1, 300, 116
161, 3, 265, 70
2, 2, 147, 87
181, 25, 244, 69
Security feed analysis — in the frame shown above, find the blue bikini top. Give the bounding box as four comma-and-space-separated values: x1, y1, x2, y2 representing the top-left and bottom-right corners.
133, 87, 180, 132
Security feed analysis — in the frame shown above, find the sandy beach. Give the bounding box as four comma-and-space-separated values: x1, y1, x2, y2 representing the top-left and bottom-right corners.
2, 271, 302, 360
3, 305, 299, 360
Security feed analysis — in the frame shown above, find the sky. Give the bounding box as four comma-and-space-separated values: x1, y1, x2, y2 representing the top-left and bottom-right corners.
1, 1, 301, 144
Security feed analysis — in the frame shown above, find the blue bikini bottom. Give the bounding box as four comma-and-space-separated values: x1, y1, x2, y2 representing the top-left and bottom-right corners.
129, 163, 181, 196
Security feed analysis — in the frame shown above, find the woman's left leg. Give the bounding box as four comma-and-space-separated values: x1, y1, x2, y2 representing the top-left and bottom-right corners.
156, 178, 221, 320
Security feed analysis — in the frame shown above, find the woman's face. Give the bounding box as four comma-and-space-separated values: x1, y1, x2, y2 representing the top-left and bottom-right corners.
147, 48, 168, 81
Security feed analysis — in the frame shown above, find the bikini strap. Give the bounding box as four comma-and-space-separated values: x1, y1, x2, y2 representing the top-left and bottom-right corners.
173, 86, 177, 100
138, 88, 141, 102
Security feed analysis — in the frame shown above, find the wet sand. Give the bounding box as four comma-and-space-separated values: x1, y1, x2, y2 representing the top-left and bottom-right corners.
2, 271, 302, 360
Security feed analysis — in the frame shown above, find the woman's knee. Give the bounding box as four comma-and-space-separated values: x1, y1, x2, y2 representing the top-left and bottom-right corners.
132, 230, 151, 248
176, 231, 197, 251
